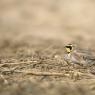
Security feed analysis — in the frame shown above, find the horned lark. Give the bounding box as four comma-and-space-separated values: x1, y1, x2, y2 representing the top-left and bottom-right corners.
64, 44, 95, 66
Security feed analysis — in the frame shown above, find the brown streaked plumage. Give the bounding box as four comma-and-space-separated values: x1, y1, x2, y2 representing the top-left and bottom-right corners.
64, 44, 95, 66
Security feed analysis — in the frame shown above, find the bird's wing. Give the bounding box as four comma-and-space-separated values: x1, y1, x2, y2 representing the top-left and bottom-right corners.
71, 52, 83, 65
73, 48, 95, 64
76, 48, 92, 55
83, 55, 95, 60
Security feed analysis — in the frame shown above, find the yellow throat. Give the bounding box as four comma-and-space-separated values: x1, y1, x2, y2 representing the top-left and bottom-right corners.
66, 48, 71, 53
65, 44, 73, 53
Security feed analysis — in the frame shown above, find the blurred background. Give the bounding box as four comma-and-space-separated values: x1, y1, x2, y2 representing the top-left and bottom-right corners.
1, 1, 95, 95
0, 0, 95, 45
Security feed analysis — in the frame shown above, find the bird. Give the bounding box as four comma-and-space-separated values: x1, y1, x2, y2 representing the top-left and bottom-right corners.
64, 44, 95, 66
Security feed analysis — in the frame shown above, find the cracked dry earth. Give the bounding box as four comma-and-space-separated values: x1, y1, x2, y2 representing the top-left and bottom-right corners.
0, 38, 95, 95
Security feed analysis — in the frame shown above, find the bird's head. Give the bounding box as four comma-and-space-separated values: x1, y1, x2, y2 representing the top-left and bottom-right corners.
64, 44, 76, 53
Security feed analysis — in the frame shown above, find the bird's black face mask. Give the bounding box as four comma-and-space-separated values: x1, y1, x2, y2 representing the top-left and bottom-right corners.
65, 46, 73, 53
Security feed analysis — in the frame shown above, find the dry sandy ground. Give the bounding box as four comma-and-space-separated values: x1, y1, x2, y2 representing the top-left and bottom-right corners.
0, 37, 95, 95
1, 0, 95, 95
